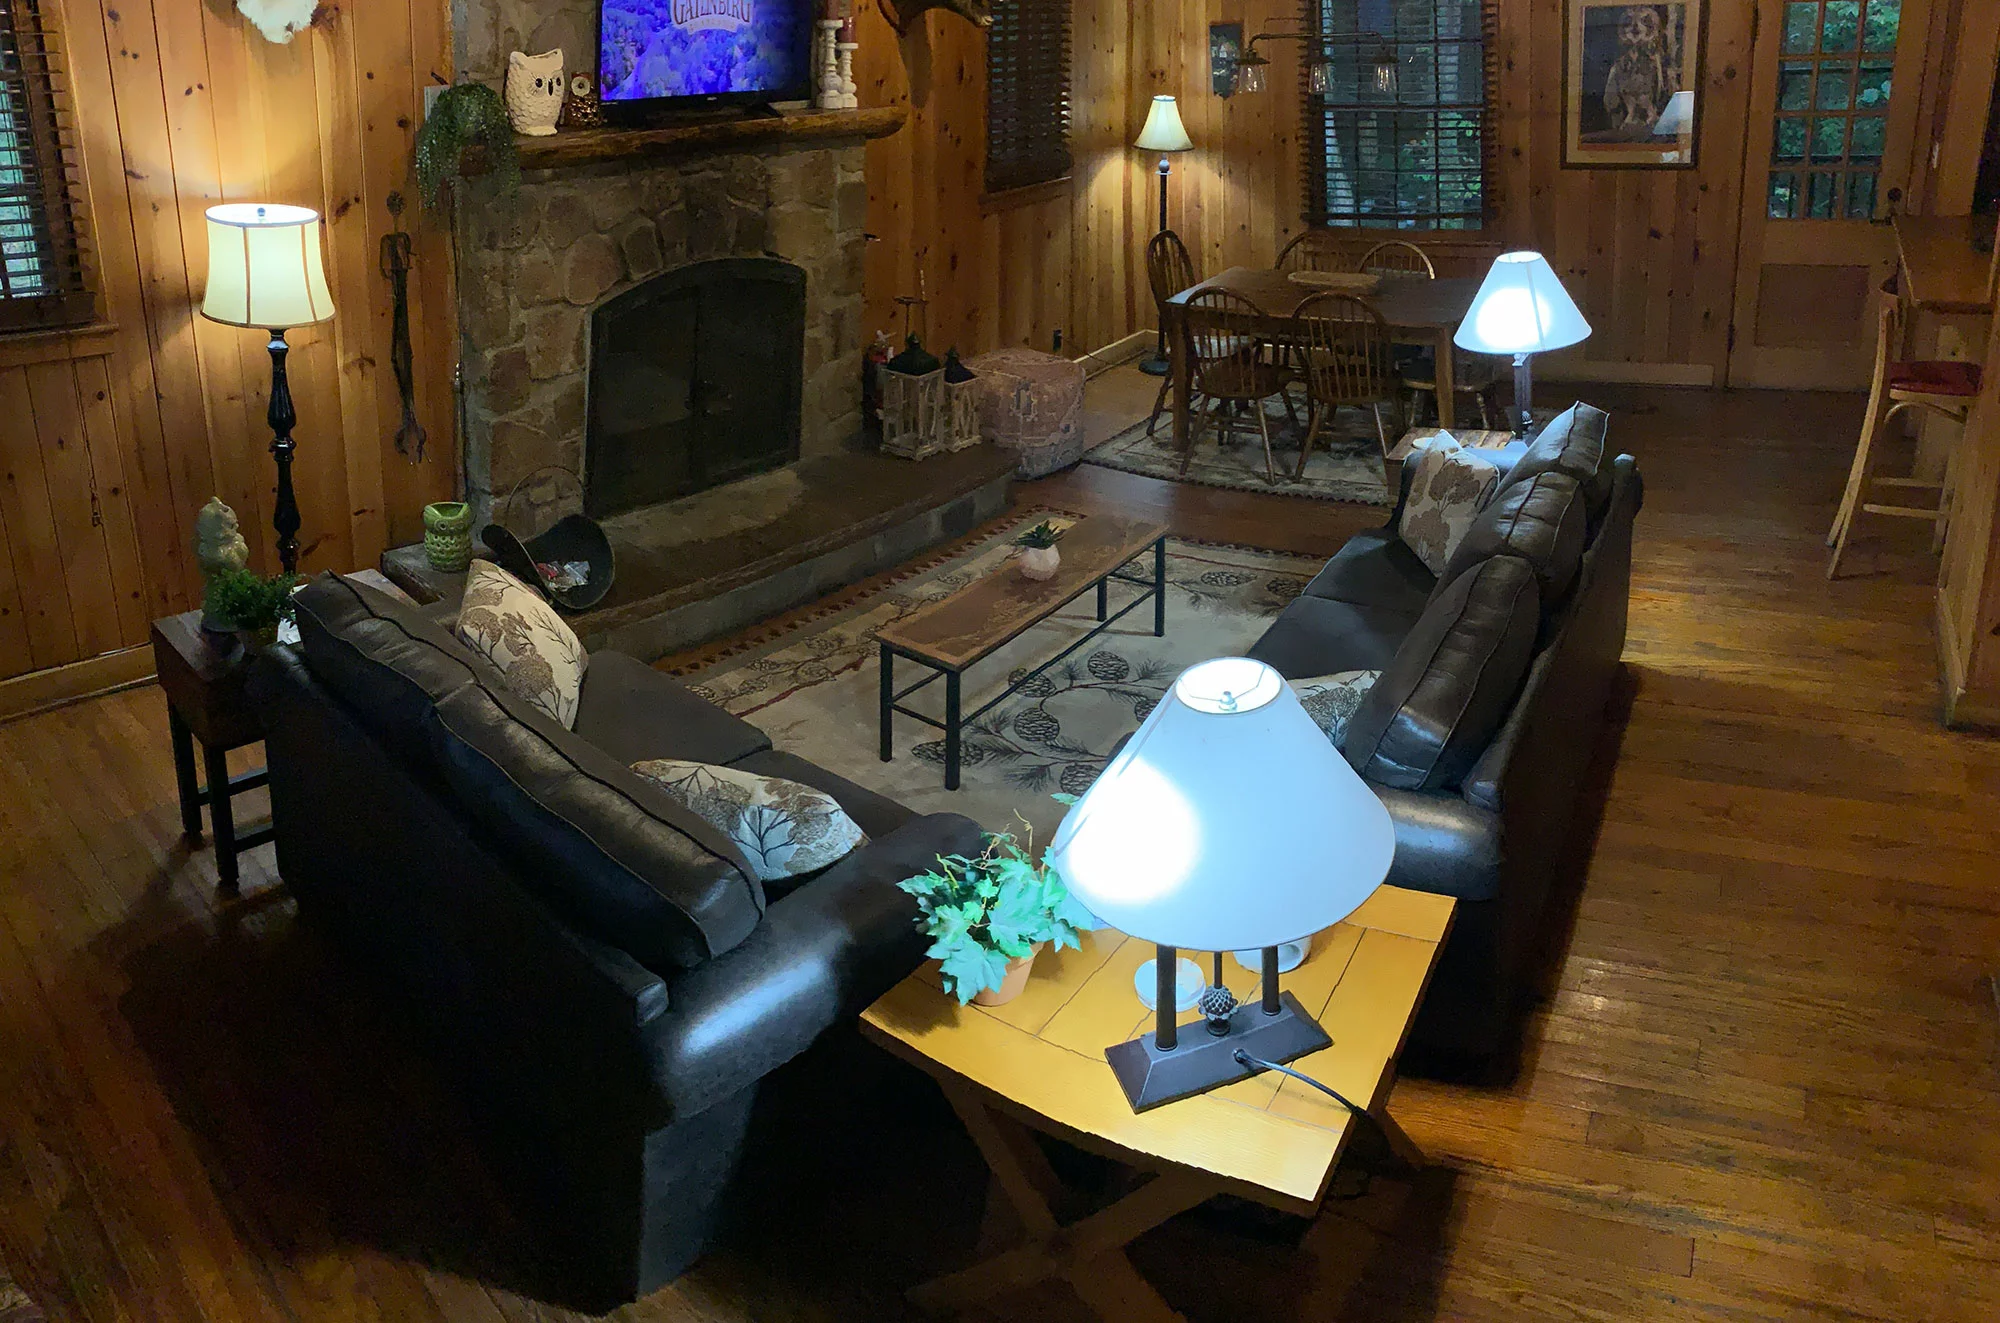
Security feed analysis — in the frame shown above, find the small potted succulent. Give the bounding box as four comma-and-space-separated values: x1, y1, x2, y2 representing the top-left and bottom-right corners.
899, 828, 1097, 1006
1013, 520, 1064, 581
203, 568, 301, 650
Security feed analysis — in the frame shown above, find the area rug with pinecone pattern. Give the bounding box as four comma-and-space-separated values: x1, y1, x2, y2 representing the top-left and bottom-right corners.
669, 513, 1321, 843
1080, 404, 1396, 506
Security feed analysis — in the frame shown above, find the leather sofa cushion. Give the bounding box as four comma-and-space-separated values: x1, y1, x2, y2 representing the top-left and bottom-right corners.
294, 572, 488, 767
573, 650, 774, 768
1496, 401, 1612, 521
1246, 594, 1423, 678
1437, 468, 1587, 609
1303, 529, 1436, 615
427, 676, 767, 975
1344, 555, 1541, 792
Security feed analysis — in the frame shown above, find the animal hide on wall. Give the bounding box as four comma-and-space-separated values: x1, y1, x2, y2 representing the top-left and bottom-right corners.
236, 0, 321, 43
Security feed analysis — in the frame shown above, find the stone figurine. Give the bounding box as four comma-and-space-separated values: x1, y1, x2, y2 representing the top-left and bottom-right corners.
506, 49, 567, 137
194, 497, 251, 629
235, 0, 321, 44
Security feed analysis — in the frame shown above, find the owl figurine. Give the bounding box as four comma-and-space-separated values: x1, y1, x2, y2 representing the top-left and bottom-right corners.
505, 49, 565, 136
564, 72, 604, 130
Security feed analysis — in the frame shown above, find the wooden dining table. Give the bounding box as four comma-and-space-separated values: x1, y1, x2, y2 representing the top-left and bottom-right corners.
1163, 266, 1483, 456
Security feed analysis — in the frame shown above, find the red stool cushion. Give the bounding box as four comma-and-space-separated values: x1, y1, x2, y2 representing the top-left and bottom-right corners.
1886, 360, 1982, 397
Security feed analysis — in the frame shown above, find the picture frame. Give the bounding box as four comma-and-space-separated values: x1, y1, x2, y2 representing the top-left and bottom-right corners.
1563, 0, 1704, 168
1210, 23, 1244, 99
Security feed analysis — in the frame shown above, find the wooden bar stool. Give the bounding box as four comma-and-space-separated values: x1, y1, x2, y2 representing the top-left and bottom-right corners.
1827, 277, 1981, 578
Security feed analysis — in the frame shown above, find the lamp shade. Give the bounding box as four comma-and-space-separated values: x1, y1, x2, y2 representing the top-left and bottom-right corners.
1046, 657, 1395, 953
1453, 250, 1590, 356
1652, 89, 1694, 136
1134, 95, 1193, 153
201, 203, 334, 330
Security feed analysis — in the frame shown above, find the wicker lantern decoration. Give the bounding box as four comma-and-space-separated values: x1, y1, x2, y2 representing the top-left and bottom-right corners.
941, 350, 983, 452
880, 335, 945, 458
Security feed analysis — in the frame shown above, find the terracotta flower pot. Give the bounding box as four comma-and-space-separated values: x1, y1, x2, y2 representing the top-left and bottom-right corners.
1017, 545, 1060, 581
972, 945, 1042, 1006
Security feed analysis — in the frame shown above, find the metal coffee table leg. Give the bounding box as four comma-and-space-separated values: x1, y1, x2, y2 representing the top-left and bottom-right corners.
879, 642, 893, 762
944, 670, 962, 791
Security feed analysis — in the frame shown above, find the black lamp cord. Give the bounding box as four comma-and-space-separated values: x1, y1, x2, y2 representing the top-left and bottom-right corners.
1231, 1050, 1366, 1117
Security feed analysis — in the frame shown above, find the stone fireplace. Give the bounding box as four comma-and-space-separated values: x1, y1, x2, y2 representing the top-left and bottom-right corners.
453, 141, 867, 531
586, 256, 806, 518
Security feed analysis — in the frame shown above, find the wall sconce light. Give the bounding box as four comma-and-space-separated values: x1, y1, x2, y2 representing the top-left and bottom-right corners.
1235, 47, 1269, 96
1223, 25, 1395, 100
1372, 42, 1398, 95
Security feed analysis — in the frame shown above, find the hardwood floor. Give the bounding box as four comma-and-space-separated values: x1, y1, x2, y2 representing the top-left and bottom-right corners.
3, 379, 1998, 1321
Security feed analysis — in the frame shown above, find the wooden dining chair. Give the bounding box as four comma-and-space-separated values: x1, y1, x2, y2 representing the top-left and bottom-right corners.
1145, 230, 1199, 438
1182, 288, 1290, 484
1276, 229, 1363, 274
1827, 275, 1982, 578
1358, 239, 1436, 278
1367, 239, 1503, 428
1291, 292, 1401, 484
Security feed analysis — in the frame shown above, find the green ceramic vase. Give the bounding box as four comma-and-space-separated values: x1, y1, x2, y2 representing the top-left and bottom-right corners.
423, 501, 473, 572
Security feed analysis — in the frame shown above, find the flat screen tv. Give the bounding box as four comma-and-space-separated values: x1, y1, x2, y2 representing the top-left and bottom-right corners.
599, 0, 814, 110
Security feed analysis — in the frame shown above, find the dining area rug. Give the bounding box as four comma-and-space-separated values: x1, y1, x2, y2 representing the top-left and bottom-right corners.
669, 512, 1321, 841
1082, 402, 1397, 505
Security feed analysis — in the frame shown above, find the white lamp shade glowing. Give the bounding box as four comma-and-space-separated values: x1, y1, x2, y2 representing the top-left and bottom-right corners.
1653, 89, 1694, 136
201, 203, 335, 330
1453, 251, 1590, 356
1134, 95, 1194, 153
1045, 657, 1395, 953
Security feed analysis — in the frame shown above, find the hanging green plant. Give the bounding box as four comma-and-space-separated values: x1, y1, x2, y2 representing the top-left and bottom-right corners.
413, 82, 518, 209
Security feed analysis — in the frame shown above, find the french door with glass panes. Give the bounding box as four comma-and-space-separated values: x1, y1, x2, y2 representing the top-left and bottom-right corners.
1728, 0, 1930, 388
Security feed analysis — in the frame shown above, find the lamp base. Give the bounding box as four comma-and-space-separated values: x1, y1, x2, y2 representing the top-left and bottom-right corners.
1105, 990, 1332, 1112
1138, 355, 1171, 377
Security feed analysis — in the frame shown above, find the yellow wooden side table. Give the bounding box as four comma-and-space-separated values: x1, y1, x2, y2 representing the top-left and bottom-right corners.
859, 885, 1455, 1322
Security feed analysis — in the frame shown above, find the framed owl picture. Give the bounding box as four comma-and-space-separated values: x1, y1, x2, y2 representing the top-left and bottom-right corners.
1563, 0, 1705, 168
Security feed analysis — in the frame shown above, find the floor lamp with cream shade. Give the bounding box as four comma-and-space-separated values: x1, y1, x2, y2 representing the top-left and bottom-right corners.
200, 204, 335, 575
1134, 95, 1193, 377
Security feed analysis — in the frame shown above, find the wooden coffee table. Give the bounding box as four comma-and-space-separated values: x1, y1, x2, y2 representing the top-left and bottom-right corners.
875, 515, 1169, 790
859, 885, 1455, 1322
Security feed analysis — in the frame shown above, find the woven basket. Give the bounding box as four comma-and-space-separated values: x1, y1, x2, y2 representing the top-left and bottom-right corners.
963, 347, 1086, 478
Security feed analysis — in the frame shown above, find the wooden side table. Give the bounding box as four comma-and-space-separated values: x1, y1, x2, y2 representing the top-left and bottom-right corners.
150, 612, 271, 890
860, 886, 1455, 1322
151, 570, 415, 889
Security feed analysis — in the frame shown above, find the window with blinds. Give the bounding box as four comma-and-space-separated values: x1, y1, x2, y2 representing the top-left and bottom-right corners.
985, 0, 1071, 195
1304, 0, 1493, 229
0, 0, 91, 332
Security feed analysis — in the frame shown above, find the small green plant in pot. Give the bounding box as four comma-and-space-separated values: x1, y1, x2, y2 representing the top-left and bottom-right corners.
413, 82, 519, 209
204, 568, 301, 649
1013, 519, 1064, 582
899, 827, 1097, 1005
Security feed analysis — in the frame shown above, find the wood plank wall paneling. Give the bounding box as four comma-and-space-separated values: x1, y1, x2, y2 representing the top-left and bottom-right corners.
862, 0, 1759, 380
0, 0, 457, 690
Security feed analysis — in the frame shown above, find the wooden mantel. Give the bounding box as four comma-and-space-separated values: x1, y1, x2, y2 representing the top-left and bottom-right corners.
464, 105, 907, 174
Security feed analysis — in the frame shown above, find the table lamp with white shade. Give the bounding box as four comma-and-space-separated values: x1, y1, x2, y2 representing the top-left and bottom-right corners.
1134, 95, 1193, 377
1453, 250, 1590, 437
1046, 656, 1397, 1112
1652, 89, 1695, 161
201, 203, 336, 575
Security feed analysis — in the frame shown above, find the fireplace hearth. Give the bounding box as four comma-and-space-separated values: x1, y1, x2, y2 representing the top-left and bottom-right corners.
586, 257, 805, 519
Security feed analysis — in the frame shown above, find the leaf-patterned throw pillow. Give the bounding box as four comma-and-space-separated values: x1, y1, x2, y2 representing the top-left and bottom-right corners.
630, 759, 867, 883
1290, 670, 1381, 748
1398, 438, 1502, 576
456, 559, 588, 729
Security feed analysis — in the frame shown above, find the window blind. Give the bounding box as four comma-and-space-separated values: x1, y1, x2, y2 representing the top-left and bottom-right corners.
986, 0, 1071, 195
0, 0, 92, 332
1303, 0, 1494, 229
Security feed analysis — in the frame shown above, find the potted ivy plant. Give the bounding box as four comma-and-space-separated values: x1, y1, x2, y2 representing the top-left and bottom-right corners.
413, 82, 520, 209
203, 568, 301, 650
899, 828, 1097, 1006
1013, 520, 1064, 581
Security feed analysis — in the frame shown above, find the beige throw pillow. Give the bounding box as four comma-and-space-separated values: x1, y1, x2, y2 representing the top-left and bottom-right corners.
630, 759, 866, 883
456, 559, 587, 729
1399, 438, 1502, 575
1290, 670, 1381, 748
